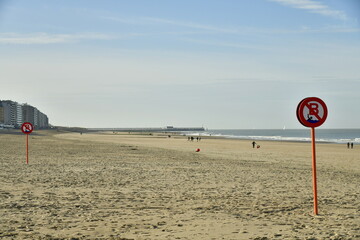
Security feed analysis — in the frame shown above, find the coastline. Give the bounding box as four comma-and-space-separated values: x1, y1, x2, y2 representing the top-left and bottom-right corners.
184, 128, 360, 144
56, 131, 359, 172
1, 130, 359, 239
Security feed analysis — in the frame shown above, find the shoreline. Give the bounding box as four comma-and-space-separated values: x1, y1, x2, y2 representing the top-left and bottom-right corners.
56, 131, 359, 172
2, 128, 357, 145
101, 130, 349, 145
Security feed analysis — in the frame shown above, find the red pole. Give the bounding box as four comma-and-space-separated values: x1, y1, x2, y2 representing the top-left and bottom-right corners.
26, 134, 29, 165
311, 127, 318, 215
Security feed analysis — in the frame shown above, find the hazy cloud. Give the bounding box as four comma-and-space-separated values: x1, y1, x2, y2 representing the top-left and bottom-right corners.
104, 16, 238, 34
104, 15, 358, 38
270, 0, 347, 20
0, 32, 117, 44
143, 17, 238, 34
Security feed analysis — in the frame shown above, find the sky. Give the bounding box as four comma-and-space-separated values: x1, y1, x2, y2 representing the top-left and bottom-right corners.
0, 0, 359, 129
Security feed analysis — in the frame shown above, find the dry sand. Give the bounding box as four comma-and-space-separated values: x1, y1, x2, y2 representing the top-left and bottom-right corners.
0, 130, 359, 239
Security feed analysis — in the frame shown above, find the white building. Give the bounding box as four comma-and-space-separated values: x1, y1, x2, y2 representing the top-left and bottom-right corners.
0, 100, 49, 129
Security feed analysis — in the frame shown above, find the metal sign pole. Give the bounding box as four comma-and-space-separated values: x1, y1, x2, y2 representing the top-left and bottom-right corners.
26, 134, 29, 165
311, 127, 318, 215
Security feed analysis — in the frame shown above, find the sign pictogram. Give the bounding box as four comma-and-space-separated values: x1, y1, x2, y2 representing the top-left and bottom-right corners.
297, 97, 328, 128
21, 122, 34, 134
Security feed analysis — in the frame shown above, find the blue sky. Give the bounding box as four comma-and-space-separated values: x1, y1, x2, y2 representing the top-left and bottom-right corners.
0, 0, 359, 129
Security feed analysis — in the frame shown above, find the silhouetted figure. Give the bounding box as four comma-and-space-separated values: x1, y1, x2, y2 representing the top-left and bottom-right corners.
351, 142, 354, 149
347, 142, 350, 149
252, 141, 256, 148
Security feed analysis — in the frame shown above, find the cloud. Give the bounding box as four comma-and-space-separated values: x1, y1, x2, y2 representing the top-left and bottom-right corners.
104, 16, 238, 34
270, 0, 347, 20
142, 17, 238, 34
181, 38, 273, 51
0, 32, 118, 44
104, 15, 359, 38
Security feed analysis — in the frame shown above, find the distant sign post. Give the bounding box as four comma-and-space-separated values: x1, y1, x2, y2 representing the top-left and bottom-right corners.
21, 122, 34, 164
297, 97, 328, 215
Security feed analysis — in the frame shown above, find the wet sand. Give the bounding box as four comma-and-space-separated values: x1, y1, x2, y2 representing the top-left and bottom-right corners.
0, 130, 359, 239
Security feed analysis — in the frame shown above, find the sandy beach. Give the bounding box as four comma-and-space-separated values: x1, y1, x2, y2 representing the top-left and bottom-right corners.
0, 130, 359, 239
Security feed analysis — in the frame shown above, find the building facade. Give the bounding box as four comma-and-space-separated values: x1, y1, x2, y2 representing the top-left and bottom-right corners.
1, 100, 19, 128
0, 102, 4, 125
0, 100, 49, 129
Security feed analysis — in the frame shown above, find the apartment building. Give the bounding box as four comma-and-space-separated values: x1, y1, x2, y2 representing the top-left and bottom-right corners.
0, 102, 4, 125
0, 100, 19, 127
0, 100, 49, 129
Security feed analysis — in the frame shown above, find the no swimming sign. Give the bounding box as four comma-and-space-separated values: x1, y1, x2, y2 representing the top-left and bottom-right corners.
297, 97, 328, 128
21, 122, 34, 164
296, 97, 328, 215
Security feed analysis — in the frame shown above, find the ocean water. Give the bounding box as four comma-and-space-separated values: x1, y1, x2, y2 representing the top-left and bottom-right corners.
186, 129, 360, 144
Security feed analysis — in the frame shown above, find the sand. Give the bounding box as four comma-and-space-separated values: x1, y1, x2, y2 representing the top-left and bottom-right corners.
0, 130, 359, 239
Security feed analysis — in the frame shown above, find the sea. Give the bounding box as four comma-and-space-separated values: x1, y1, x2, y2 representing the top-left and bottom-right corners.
185, 129, 360, 144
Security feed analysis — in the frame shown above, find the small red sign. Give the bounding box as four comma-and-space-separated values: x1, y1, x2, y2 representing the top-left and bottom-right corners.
21, 122, 34, 134
297, 97, 328, 128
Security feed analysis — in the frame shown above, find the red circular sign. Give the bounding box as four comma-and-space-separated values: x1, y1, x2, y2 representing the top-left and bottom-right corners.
297, 97, 328, 128
21, 122, 34, 134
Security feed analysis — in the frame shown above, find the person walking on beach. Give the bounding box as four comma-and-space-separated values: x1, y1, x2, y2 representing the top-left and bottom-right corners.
347, 142, 350, 149
351, 142, 354, 149
252, 141, 256, 148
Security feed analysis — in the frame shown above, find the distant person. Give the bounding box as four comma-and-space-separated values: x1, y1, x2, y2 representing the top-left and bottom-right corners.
347, 142, 350, 149
252, 141, 256, 148
351, 142, 354, 149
